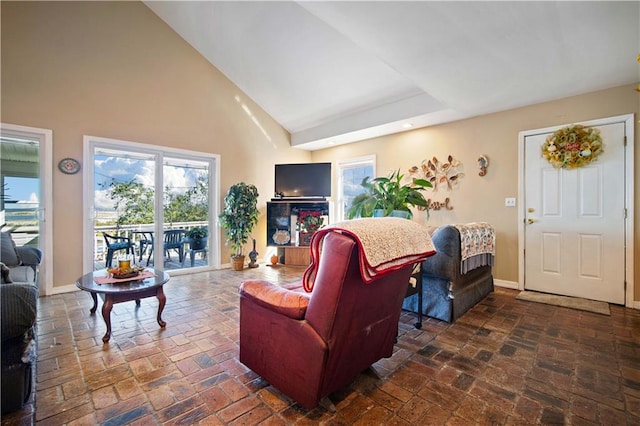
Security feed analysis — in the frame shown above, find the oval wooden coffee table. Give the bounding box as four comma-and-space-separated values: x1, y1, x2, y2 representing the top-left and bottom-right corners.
76, 268, 170, 343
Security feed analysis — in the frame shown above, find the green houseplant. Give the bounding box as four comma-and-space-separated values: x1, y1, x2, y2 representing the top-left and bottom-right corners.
347, 169, 432, 219
185, 226, 208, 250
218, 182, 259, 270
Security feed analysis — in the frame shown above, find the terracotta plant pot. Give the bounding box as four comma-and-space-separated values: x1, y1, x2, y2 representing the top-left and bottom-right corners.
232, 255, 245, 271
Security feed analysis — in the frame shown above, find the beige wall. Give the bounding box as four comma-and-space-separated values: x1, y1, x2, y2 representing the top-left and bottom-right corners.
312, 85, 640, 300
1, 1, 310, 289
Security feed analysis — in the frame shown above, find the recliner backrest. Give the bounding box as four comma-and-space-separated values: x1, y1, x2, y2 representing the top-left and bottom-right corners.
304, 232, 414, 396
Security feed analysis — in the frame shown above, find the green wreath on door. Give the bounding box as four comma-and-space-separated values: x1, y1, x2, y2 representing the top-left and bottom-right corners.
541, 125, 603, 169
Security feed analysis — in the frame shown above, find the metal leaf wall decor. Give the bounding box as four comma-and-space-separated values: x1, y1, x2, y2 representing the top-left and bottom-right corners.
408, 155, 464, 191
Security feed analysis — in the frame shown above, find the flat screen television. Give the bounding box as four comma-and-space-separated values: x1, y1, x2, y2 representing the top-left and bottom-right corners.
274, 162, 331, 198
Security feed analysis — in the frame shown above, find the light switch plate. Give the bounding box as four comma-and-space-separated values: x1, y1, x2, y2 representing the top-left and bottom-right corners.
505, 197, 516, 207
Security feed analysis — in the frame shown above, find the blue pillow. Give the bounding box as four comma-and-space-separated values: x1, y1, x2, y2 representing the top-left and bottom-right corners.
0, 232, 22, 267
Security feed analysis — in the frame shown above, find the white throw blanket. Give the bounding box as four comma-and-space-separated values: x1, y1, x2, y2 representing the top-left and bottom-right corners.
453, 222, 495, 274
302, 217, 436, 292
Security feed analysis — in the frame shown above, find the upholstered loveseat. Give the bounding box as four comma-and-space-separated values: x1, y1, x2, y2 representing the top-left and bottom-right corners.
403, 223, 495, 323
1, 231, 42, 414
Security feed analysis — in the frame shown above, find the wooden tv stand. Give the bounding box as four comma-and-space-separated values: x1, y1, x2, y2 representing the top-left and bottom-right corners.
267, 199, 329, 267
279, 246, 311, 267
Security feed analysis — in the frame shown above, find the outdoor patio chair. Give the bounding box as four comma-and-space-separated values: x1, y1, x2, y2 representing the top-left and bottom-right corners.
163, 229, 186, 264
138, 230, 186, 266
134, 231, 154, 265
103, 233, 135, 268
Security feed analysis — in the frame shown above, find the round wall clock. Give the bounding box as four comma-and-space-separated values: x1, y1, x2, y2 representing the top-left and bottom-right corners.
58, 158, 81, 174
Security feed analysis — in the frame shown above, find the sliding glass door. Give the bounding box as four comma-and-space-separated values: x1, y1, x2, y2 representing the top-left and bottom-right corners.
163, 157, 210, 269
85, 136, 218, 274
92, 147, 157, 270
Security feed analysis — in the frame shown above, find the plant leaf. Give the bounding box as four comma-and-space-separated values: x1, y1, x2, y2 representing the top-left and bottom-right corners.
412, 178, 433, 188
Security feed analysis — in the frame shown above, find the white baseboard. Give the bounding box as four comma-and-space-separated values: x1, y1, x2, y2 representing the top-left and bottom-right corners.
630, 300, 640, 310
46, 283, 81, 295
494, 279, 520, 290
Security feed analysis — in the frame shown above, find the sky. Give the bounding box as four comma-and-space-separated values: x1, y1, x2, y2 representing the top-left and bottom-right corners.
94, 155, 208, 211
4, 176, 39, 204
3, 156, 207, 211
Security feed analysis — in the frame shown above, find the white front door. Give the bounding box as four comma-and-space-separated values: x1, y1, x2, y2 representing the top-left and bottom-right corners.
523, 120, 626, 304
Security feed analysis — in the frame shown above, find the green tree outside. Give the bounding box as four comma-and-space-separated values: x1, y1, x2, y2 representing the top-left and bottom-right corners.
104, 177, 208, 228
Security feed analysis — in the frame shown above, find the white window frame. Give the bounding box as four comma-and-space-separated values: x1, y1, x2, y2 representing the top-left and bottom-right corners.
335, 155, 376, 222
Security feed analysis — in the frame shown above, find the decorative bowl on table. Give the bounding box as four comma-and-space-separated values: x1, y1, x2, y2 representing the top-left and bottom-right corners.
272, 230, 290, 245
108, 265, 145, 279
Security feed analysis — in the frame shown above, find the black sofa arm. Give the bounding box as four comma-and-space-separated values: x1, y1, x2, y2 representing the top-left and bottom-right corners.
421, 225, 462, 281
15, 246, 42, 267
1, 283, 37, 341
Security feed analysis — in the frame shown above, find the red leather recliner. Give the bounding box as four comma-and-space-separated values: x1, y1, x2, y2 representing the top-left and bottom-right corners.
239, 231, 416, 409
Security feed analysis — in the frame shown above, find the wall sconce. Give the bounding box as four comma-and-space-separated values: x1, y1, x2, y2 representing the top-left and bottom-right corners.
477, 155, 489, 176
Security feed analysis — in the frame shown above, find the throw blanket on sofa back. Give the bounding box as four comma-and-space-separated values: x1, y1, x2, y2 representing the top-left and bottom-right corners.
453, 222, 495, 274
303, 217, 436, 292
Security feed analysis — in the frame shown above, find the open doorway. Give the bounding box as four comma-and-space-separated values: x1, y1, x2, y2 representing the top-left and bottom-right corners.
0, 123, 53, 294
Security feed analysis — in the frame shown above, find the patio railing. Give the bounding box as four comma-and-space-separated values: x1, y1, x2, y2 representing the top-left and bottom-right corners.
93, 221, 207, 261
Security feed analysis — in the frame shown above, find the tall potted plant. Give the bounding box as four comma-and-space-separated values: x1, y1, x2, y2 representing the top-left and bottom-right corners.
347, 169, 432, 219
218, 182, 259, 270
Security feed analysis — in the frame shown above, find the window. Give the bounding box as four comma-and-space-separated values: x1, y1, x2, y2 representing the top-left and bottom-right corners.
336, 156, 375, 221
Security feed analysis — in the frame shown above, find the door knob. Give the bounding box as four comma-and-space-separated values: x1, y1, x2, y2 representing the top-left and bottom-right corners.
527, 218, 535, 224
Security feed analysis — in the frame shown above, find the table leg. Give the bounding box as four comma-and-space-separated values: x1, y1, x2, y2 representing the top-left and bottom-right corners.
89, 292, 98, 314
156, 286, 167, 327
101, 295, 114, 343
415, 268, 423, 329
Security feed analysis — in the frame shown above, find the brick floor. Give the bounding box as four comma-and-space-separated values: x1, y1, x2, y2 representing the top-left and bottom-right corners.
3, 265, 640, 425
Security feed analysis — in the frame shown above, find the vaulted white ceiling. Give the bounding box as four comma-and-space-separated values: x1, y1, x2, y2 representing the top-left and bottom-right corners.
145, 1, 639, 150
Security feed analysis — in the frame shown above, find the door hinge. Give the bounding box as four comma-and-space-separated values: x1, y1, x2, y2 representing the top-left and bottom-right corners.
624, 208, 628, 219
624, 135, 627, 146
